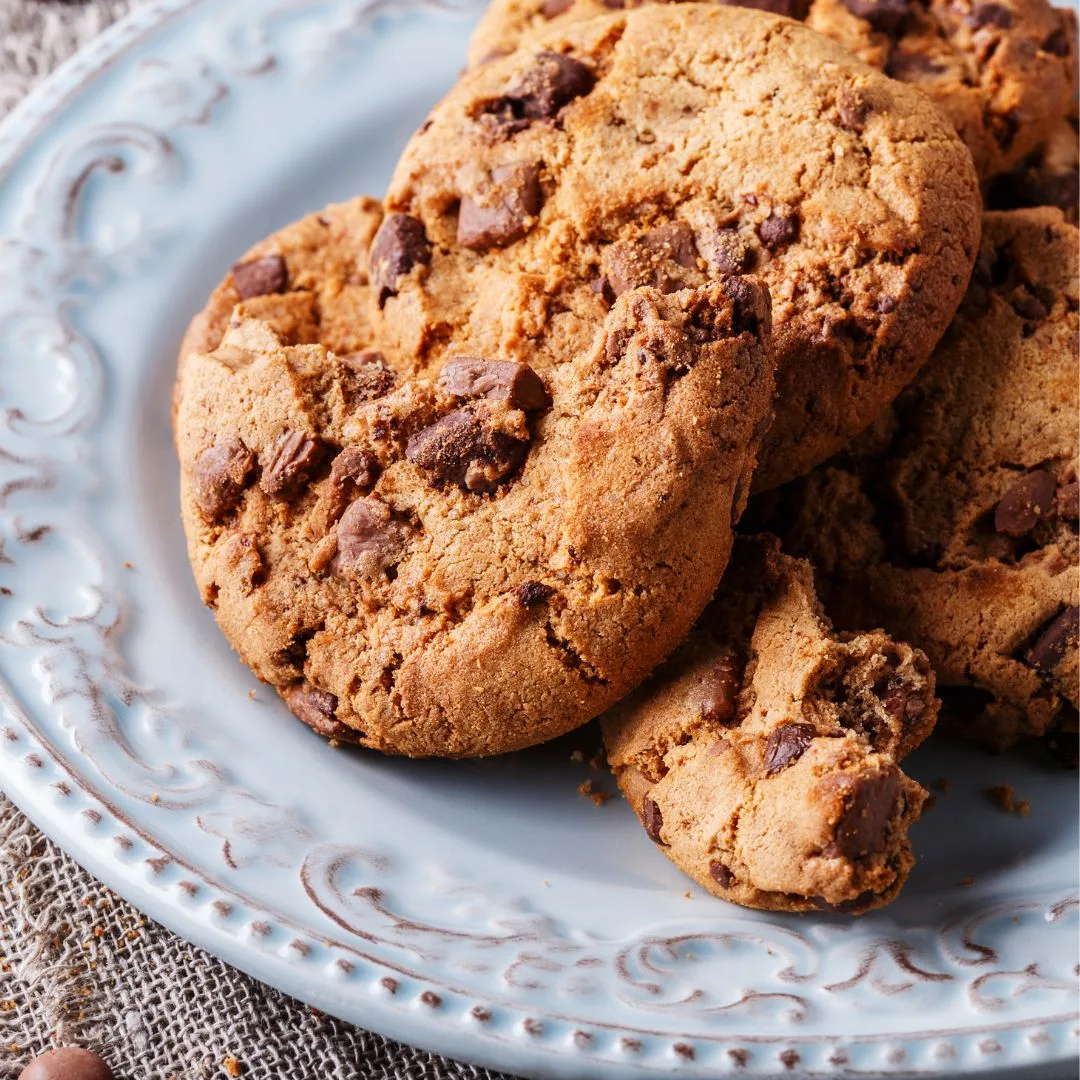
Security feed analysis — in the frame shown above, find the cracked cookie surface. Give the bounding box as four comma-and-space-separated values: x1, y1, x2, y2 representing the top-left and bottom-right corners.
176, 271, 775, 757
379, 4, 980, 491
751, 208, 1079, 757
466, 0, 1077, 183
602, 534, 936, 913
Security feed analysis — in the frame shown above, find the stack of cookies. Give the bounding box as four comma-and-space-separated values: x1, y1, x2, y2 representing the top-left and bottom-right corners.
174, 0, 1078, 915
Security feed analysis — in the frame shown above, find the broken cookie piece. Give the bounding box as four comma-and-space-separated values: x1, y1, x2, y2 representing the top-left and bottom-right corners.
602, 535, 937, 914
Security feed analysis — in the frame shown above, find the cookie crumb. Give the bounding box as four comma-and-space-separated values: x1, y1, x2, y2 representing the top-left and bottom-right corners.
959, 875, 975, 887
150, 793, 160, 804
984, 784, 1030, 815
932, 777, 952, 793
923, 795, 938, 812
247, 689, 257, 700
223, 1056, 244, 1078
577, 779, 612, 806
569, 750, 584, 763
122, 561, 135, 570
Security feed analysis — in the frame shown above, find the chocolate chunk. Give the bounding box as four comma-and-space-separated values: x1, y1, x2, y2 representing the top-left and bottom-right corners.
704, 228, 753, 274
340, 350, 397, 402
886, 50, 945, 77
1027, 607, 1079, 672
968, 2, 1013, 28
1010, 294, 1049, 322
369, 213, 432, 306
720, 274, 770, 338
599, 0, 625, 7
735, 0, 811, 14
438, 358, 552, 411
330, 446, 381, 500
836, 87, 872, 131
757, 211, 799, 249
823, 771, 900, 859
883, 684, 926, 732
645, 221, 700, 270
458, 162, 542, 250
642, 796, 667, 844
231, 254, 287, 300
260, 431, 325, 499
192, 438, 255, 521
516, 580, 555, 607
590, 275, 616, 306
335, 497, 408, 577
709, 861, 735, 888
700, 655, 740, 725
763, 722, 816, 776
1055, 481, 1079, 521
406, 409, 529, 492
1042, 27, 1071, 55
994, 469, 1057, 536
475, 51, 595, 131
284, 682, 358, 741
840, 0, 913, 33
541, 0, 574, 14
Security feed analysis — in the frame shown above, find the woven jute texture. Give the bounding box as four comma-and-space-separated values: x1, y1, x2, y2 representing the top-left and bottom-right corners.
0, 3, 514, 1078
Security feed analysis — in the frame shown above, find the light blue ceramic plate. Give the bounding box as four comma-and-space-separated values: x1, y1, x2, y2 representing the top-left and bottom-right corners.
0, 1, 1076, 1077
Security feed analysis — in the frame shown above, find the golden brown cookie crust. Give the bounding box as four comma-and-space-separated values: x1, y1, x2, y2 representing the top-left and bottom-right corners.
603, 535, 936, 913
380, 5, 981, 490
177, 276, 775, 757
466, 0, 1078, 183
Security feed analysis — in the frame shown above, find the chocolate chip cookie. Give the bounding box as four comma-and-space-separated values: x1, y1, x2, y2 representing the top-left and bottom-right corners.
467, 0, 1077, 183
603, 534, 936, 913
752, 208, 1079, 756
377, 4, 980, 490
177, 271, 775, 757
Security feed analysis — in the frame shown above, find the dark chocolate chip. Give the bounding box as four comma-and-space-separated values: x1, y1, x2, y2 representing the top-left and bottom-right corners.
886, 50, 946, 77
642, 796, 666, 844
836, 87, 872, 131
340, 350, 398, 402
405, 409, 529, 493
260, 431, 325, 499
757, 211, 799, 249
284, 682, 358, 741
335, 497, 408, 578
231, 254, 287, 300
720, 274, 771, 338
458, 162, 543, 250
883, 685, 926, 732
516, 581, 555, 607
192, 438, 255, 521
840, 0, 913, 33
1027, 606, 1079, 672
968, 2, 1014, 28
438, 358, 552, 411
709, 861, 735, 888
599, 0, 625, 7
1042, 27, 1071, 56
329, 446, 381, 500
734, 0, 811, 15
823, 772, 900, 859
645, 221, 700, 270
590, 275, 616, 305
474, 51, 595, 132
1055, 481, 1079, 521
700, 655, 740, 726
706, 228, 753, 274
763, 722, 816, 776
994, 469, 1057, 536
18, 1048, 114, 1080
369, 213, 432, 306
1010, 294, 1049, 322
541, 0, 574, 14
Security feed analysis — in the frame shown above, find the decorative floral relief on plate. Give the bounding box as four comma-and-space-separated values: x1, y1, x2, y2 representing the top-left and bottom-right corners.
0, 1, 1077, 1077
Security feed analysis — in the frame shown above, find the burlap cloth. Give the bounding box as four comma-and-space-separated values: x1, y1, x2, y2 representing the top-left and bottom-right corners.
0, 3, 514, 1077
